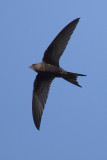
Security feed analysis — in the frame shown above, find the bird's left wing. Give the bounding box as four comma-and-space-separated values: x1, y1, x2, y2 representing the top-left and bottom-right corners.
42, 18, 80, 66
32, 73, 54, 130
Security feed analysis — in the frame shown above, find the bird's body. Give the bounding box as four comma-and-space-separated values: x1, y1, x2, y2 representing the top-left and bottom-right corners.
29, 18, 86, 130
30, 62, 68, 77
30, 62, 63, 74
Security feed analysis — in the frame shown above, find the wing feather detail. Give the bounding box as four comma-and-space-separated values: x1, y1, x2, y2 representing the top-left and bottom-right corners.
32, 73, 54, 130
43, 18, 80, 66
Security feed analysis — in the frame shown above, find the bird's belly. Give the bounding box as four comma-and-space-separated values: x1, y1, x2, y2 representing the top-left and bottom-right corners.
38, 64, 64, 77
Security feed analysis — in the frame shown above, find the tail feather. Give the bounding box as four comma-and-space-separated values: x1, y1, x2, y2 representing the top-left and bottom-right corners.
63, 72, 86, 88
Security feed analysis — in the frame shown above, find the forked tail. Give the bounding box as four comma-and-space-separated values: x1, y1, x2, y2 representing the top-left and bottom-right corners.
63, 72, 86, 88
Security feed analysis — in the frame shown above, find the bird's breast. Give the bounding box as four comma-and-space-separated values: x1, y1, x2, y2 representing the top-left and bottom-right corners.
38, 63, 63, 76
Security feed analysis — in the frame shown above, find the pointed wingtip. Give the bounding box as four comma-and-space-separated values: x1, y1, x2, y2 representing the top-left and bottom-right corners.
77, 84, 82, 88
35, 121, 41, 130
75, 17, 80, 22
73, 18, 80, 22
71, 18, 80, 26
35, 124, 40, 130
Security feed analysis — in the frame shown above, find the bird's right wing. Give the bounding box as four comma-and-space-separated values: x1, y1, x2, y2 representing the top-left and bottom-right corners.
32, 73, 54, 130
42, 18, 80, 66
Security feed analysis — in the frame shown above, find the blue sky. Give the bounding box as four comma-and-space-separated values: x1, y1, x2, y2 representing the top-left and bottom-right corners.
0, 0, 107, 159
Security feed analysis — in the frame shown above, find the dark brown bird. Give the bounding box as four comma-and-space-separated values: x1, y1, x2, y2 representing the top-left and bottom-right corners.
29, 18, 86, 130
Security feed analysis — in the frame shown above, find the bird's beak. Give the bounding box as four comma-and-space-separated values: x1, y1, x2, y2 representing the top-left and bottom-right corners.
29, 65, 33, 70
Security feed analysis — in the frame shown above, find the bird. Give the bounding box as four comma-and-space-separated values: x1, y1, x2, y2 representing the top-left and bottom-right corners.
29, 18, 86, 130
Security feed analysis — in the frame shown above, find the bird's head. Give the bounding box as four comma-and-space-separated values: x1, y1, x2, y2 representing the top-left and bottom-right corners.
29, 63, 42, 72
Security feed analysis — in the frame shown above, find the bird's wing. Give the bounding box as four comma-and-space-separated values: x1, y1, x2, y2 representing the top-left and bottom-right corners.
42, 18, 80, 66
32, 73, 54, 130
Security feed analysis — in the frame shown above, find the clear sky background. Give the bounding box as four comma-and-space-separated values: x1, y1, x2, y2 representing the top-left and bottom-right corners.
0, 0, 107, 159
